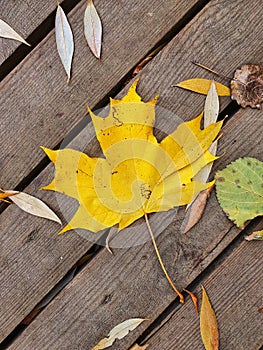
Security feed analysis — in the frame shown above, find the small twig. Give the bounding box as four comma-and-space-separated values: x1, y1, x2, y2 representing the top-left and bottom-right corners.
192, 60, 246, 86
192, 61, 233, 80
144, 212, 184, 303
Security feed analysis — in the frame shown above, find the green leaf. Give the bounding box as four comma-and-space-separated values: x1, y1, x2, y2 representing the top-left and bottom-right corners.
215, 157, 263, 228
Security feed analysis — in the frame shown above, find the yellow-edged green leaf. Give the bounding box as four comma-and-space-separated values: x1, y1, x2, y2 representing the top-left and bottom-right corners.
215, 157, 263, 228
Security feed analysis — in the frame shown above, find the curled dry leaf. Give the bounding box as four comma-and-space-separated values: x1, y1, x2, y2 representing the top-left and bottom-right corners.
92, 318, 147, 350
175, 78, 230, 96
200, 286, 219, 350
245, 230, 263, 241
0, 19, 30, 46
55, 4, 74, 83
181, 186, 214, 234
231, 64, 263, 109
184, 289, 199, 314
84, 0, 102, 59
215, 157, 263, 228
3, 190, 61, 224
129, 343, 150, 350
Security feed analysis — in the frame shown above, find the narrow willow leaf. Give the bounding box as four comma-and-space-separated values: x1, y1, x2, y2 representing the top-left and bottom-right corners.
4, 190, 62, 224
215, 157, 263, 228
0, 19, 30, 46
92, 318, 147, 350
84, 0, 102, 59
200, 286, 219, 350
55, 5, 74, 82
175, 78, 230, 96
245, 230, 263, 241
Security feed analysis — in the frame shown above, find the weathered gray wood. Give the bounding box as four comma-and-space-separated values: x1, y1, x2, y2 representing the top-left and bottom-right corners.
5, 107, 263, 349
1, 0, 263, 346
0, 0, 201, 189
146, 238, 263, 349
0, 0, 57, 65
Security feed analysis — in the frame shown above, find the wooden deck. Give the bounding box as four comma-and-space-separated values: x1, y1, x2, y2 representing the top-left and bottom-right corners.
0, 0, 262, 349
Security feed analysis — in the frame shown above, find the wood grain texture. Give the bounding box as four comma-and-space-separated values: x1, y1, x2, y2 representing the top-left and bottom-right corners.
0, 0, 57, 65
147, 240, 263, 349
0, 0, 200, 189
5, 107, 263, 350
1, 0, 263, 347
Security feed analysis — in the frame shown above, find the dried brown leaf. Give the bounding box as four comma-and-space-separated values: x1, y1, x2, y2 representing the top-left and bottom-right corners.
181, 186, 214, 234
184, 289, 199, 314
231, 64, 263, 109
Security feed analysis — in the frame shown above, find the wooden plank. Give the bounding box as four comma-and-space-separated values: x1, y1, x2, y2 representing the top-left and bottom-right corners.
1, 0, 263, 345
0, 0, 57, 66
5, 105, 263, 349
0, 126, 99, 343
144, 239, 263, 349
0, 0, 201, 189
1, 0, 261, 345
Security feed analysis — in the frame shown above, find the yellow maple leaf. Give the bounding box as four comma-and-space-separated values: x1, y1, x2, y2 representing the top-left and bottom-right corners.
41, 80, 223, 302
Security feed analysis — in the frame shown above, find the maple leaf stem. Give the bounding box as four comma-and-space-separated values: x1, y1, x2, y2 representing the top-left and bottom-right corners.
144, 212, 184, 303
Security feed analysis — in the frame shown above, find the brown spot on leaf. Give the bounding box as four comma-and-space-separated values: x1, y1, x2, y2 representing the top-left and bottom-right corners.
217, 177, 225, 182
235, 179, 240, 184
231, 64, 263, 109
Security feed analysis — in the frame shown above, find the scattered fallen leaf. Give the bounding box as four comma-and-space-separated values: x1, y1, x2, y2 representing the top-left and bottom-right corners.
84, 0, 102, 59
92, 318, 147, 350
55, 4, 74, 82
258, 307, 263, 313
42, 80, 222, 234
245, 230, 263, 241
182, 81, 220, 233
3, 190, 61, 224
42, 80, 223, 301
184, 289, 199, 314
200, 286, 219, 350
231, 64, 263, 109
181, 186, 214, 234
128, 343, 150, 350
175, 78, 230, 96
0, 19, 30, 46
215, 157, 263, 228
